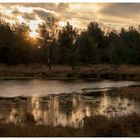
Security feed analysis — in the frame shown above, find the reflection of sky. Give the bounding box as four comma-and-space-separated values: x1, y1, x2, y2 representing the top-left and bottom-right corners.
0, 92, 139, 128
0, 80, 139, 97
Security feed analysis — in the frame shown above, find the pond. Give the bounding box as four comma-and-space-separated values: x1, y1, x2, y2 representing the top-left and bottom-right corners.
0, 79, 140, 128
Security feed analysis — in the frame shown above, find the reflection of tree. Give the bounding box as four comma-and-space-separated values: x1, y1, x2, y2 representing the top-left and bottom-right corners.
30, 94, 101, 128
98, 91, 136, 117
31, 95, 69, 127
0, 93, 138, 128
70, 95, 86, 127
31, 96, 44, 125
6, 108, 25, 126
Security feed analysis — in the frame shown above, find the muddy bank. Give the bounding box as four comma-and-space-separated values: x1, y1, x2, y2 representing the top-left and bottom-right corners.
0, 64, 140, 80
82, 85, 140, 101
108, 86, 140, 101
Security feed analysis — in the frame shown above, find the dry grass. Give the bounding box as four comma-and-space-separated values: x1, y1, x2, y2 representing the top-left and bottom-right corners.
84, 113, 140, 137
0, 113, 139, 137
0, 64, 140, 80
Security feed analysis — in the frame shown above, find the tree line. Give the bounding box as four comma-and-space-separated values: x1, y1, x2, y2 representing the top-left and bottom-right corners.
0, 19, 140, 70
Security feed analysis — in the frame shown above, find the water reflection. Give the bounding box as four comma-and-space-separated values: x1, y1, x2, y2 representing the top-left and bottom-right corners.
0, 91, 139, 128
30, 95, 85, 127
0, 80, 140, 97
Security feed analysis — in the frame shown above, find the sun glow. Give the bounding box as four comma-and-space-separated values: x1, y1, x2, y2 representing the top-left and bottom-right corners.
28, 20, 41, 38
58, 21, 66, 27
29, 30, 38, 38
16, 16, 25, 23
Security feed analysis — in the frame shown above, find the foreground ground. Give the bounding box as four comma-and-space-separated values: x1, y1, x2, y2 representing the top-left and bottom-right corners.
0, 64, 140, 81
0, 113, 139, 137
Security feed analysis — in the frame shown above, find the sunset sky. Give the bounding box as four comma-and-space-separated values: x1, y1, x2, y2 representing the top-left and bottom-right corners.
0, 3, 140, 37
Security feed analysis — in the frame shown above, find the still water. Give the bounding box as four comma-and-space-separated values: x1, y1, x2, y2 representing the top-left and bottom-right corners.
0, 79, 140, 128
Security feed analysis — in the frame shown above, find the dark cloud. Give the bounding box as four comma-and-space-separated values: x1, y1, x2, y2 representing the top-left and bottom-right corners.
22, 3, 70, 21
22, 13, 36, 21
0, 3, 69, 22
100, 3, 140, 18
11, 9, 36, 20
0, 3, 140, 29
33, 9, 56, 21
12, 10, 20, 15
4, 3, 69, 12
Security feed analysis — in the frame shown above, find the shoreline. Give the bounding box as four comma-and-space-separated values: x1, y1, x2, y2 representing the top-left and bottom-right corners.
0, 73, 139, 81
0, 75, 139, 81
0, 64, 140, 81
